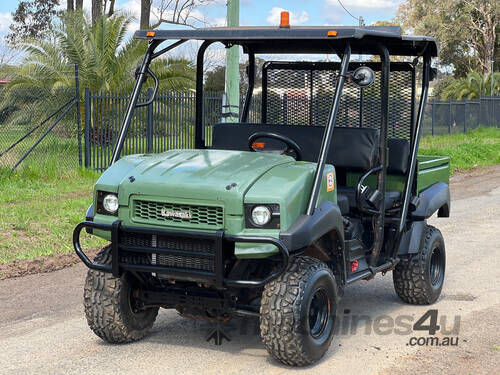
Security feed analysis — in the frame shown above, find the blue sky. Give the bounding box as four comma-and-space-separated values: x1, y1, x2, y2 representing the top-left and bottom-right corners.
0, 0, 404, 37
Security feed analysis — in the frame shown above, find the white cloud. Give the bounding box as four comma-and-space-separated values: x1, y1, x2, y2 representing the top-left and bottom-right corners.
266, 7, 309, 26
212, 17, 226, 27
0, 12, 12, 33
120, 0, 141, 19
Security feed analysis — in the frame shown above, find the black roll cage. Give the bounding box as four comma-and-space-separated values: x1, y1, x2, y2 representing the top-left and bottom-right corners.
109, 32, 434, 273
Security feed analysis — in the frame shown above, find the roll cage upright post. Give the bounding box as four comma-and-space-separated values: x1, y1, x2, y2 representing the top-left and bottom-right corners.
240, 50, 255, 123
369, 45, 390, 269
305, 43, 351, 216
391, 52, 432, 259
110, 39, 186, 164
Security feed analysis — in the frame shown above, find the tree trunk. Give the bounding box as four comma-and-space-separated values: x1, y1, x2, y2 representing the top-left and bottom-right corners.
140, 0, 151, 29
67, 0, 74, 11
92, 0, 102, 24
108, 0, 115, 17
75, 0, 83, 10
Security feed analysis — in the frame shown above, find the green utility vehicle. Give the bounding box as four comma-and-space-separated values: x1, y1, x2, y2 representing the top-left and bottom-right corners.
74, 24, 450, 366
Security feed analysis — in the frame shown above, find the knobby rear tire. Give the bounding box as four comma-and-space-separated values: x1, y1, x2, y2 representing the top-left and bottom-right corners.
393, 225, 446, 305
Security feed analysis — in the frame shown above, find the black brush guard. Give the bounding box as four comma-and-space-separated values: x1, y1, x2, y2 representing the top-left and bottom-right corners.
73, 220, 289, 289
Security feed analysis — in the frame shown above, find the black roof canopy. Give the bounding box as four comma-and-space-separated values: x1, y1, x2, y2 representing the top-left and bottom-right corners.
134, 26, 438, 57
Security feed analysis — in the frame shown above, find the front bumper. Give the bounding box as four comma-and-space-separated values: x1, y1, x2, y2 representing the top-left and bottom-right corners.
73, 220, 289, 289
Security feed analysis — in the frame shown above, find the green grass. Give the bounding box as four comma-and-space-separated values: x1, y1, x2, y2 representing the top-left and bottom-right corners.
0, 165, 106, 263
420, 127, 500, 174
0, 127, 80, 169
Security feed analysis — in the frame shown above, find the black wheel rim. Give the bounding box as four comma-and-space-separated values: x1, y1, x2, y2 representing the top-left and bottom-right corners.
429, 246, 443, 286
308, 288, 330, 339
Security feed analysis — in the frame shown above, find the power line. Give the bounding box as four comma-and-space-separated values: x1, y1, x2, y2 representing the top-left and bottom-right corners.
337, 0, 361, 22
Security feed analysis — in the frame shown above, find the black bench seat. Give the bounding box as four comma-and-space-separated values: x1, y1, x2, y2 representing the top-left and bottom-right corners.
212, 123, 409, 215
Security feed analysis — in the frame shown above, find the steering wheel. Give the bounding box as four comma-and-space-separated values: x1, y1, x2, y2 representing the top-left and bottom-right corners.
248, 132, 302, 161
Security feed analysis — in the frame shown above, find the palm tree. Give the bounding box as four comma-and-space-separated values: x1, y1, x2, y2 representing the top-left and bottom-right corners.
1, 12, 195, 140
7, 11, 195, 93
442, 71, 500, 100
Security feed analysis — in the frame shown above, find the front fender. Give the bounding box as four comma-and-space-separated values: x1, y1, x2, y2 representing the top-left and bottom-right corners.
279, 200, 344, 252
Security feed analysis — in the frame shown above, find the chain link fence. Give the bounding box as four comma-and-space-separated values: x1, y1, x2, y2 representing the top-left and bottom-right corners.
1, 77, 499, 172
84, 89, 262, 171
423, 96, 500, 136
0, 85, 80, 171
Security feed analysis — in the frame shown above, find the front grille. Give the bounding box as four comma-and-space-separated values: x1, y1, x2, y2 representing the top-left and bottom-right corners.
133, 200, 224, 229
155, 254, 214, 272
120, 232, 216, 272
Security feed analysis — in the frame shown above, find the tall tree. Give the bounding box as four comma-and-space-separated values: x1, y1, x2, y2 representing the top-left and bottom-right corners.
8, 12, 195, 92
92, 0, 102, 25
139, 0, 216, 29
464, 1, 498, 76
396, 0, 499, 77
7, 0, 60, 44
107, 0, 116, 17
67, 0, 84, 11
140, 0, 152, 29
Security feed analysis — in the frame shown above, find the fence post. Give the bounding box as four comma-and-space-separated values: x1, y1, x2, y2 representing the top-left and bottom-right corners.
431, 100, 434, 136
146, 88, 153, 153
448, 100, 452, 134
478, 96, 482, 128
463, 101, 467, 133
84, 88, 91, 168
75, 64, 82, 167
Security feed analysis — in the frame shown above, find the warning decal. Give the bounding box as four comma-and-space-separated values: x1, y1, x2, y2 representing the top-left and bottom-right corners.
326, 172, 335, 192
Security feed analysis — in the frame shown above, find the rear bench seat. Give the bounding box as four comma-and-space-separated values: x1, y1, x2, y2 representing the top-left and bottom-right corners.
212, 123, 409, 215
337, 138, 410, 213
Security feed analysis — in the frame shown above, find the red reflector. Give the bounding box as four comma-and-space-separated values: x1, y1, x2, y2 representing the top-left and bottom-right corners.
351, 260, 359, 272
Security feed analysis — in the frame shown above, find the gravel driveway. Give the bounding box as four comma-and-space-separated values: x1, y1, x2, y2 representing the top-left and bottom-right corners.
1, 166, 499, 375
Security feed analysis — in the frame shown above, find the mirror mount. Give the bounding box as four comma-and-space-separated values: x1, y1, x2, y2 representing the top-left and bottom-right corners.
349, 66, 375, 87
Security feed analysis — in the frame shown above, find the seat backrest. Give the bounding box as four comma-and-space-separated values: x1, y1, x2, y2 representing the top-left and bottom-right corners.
387, 138, 410, 174
212, 123, 380, 171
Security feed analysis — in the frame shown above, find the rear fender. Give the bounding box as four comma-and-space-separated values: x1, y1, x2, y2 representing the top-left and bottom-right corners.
412, 182, 450, 219
397, 220, 426, 255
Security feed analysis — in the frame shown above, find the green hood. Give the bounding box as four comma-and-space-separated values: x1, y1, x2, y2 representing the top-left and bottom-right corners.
98, 149, 294, 215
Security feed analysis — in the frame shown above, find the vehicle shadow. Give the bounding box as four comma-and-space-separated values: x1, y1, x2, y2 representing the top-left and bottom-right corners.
96, 275, 442, 368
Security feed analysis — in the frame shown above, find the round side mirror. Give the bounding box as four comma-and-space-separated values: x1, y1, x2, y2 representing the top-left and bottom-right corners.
352, 66, 375, 87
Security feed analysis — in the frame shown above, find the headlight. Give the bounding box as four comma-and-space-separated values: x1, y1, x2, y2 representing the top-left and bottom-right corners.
251, 205, 272, 226
102, 194, 119, 214
96, 190, 119, 215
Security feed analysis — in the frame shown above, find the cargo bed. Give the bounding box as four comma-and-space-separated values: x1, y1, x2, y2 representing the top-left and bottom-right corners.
345, 155, 450, 193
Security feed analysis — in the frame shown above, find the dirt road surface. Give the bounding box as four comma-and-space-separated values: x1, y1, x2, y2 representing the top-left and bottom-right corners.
1, 166, 500, 375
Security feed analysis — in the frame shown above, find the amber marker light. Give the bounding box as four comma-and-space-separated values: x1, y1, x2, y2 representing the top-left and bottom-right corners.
146, 31, 156, 37
327, 30, 338, 37
280, 11, 290, 28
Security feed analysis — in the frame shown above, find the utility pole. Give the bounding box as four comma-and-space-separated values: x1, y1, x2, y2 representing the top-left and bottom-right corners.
224, 0, 240, 122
